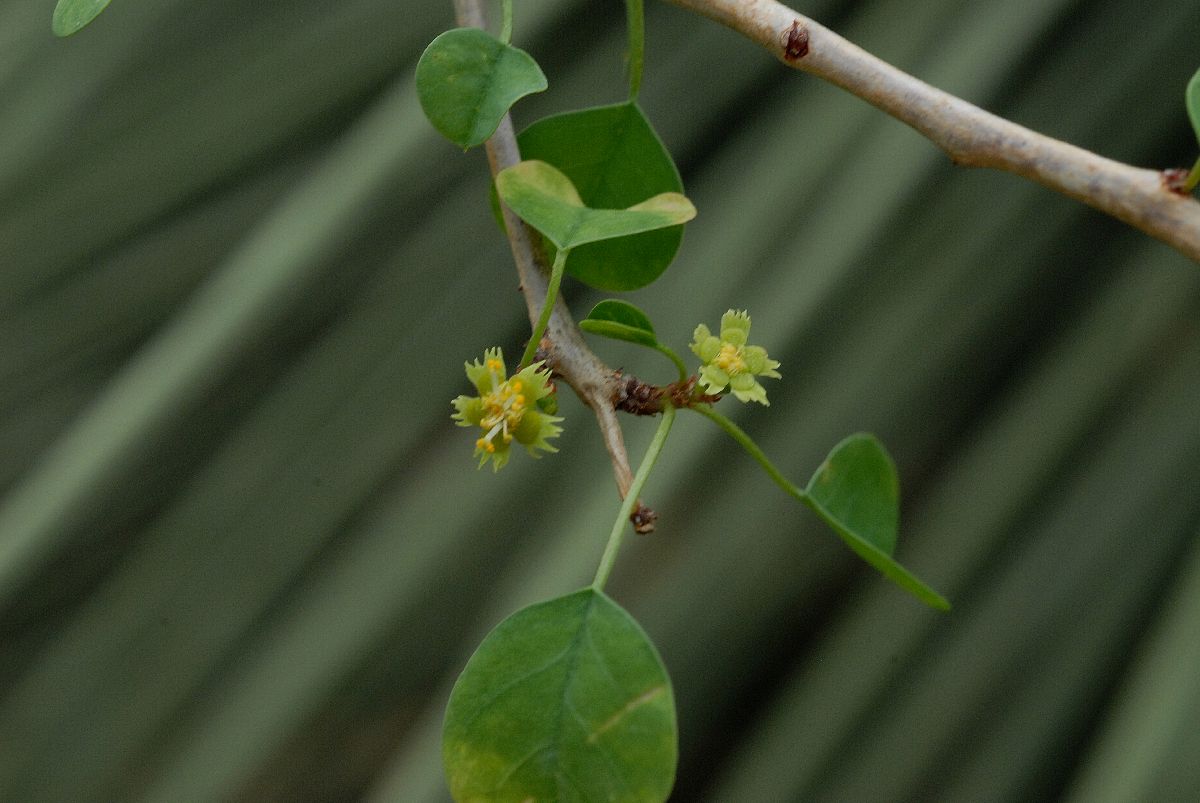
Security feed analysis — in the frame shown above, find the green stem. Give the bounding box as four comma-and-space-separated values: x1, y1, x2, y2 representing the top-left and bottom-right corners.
693, 403, 951, 610
499, 0, 513, 44
592, 403, 675, 591
624, 0, 644, 100
1184, 154, 1200, 193
654, 343, 688, 383
690, 403, 808, 503
520, 248, 568, 368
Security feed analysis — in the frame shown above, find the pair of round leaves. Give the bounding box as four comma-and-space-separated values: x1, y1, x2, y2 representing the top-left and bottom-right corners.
490, 103, 690, 290
443, 588, 676, 802
415, 26, 689, 289
516, 102, 687, 291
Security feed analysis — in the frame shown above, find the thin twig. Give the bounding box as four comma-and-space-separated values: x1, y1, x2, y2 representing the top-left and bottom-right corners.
664, 0, 1200, 263
452, 0, 638, 504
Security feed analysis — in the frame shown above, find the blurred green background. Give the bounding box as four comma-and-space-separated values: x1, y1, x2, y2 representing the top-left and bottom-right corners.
3, 1, 1200, 800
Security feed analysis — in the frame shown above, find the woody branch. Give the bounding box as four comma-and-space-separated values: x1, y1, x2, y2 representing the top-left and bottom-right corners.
665, 0, 1200, 262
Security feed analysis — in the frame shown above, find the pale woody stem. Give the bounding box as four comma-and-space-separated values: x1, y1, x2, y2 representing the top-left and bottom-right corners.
665, 0, 1200, 263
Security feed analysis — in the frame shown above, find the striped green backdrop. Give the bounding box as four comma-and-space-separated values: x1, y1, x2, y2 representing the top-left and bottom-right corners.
2, 1, 1198, 800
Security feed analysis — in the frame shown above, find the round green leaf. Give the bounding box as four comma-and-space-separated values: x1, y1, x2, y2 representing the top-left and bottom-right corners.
517, 102, 685, 291
1187, 66, 1200, 144
495, 160, 695, 251
443, 588, 677, 802
805, 434, 950, 611
580, 300, 658, 347
807, 434, 899, 556
416, 28, 547, 150
52, 0, 113, 36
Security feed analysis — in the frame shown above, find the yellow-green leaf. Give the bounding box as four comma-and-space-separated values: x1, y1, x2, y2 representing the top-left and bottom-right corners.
495, 160, 695, 251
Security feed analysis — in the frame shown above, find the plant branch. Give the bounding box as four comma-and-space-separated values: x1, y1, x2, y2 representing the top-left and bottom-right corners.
663, 0, 1200, 264
452, 0, 641, 510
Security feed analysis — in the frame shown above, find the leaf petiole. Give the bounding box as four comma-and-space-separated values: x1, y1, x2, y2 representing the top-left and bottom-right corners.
625, 0, 645, 100
593, 403, 675, 591
519, 247, 569, 368
691, 403, 802, 500
1184, 154, 1200, 194
655, 343, 689, 383
499, 0, 513, 44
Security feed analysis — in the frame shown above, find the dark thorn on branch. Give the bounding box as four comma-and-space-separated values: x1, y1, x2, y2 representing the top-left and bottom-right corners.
783, 21, 809, 61
631, 503, 658, 534
1162, 167, 1192, 195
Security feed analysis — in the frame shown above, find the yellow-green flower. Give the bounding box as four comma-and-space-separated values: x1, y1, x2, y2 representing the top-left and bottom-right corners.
451, 348, 563, 471
689, 310, 781, 405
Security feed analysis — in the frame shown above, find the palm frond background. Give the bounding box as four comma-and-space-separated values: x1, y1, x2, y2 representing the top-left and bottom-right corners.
2, 0, 1199, 800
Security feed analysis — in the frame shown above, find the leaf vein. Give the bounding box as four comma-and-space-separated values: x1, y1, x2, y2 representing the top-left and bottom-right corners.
456, 641, 574, 730
586, 685, 666, 744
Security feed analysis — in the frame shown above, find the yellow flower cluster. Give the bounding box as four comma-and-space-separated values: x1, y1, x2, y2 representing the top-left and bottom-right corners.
452, 348, 563, 470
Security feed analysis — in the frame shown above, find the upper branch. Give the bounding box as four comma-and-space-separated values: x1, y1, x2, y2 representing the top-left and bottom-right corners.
453, 0, 636, 500
665, 0, 1200, 263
